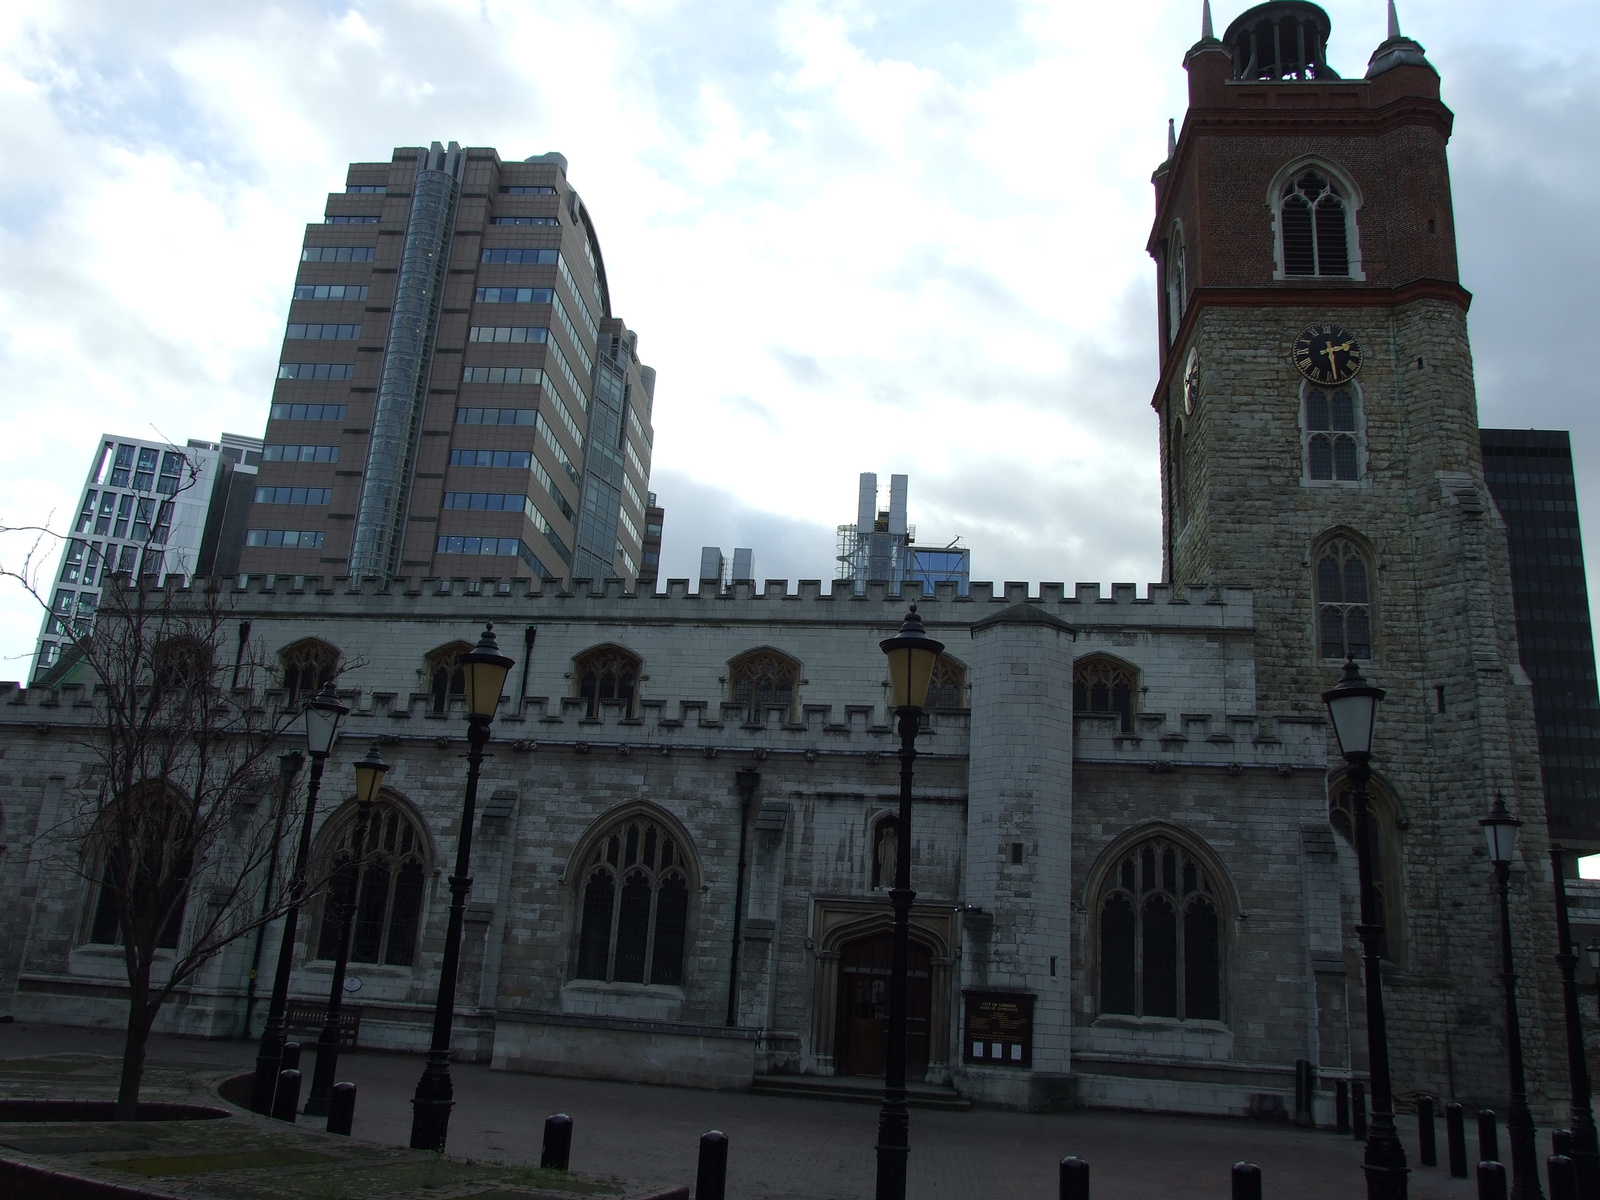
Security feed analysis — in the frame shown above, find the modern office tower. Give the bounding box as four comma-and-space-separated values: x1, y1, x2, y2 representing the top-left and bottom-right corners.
238, 143, 656, 585
29, 432, 260, 681
195, 432, 265, 578
637, 492, 664, 590
1482, 429, 1600, 847
836, 471, 970, 595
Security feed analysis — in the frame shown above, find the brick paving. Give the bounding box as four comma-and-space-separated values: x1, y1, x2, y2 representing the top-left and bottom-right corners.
0, 1022, 1485, 1198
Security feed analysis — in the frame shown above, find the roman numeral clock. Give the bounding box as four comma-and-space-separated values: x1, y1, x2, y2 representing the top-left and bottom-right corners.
1293, 323, 1363, 386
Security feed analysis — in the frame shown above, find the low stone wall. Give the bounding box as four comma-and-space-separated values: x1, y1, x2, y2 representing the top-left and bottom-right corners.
493, 1011, 758, 1090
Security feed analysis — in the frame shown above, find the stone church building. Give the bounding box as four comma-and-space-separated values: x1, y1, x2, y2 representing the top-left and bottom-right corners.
0, 2, 1570, 1120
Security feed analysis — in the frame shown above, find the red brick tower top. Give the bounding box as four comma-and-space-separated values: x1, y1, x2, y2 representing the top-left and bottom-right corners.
1148, 0, 1465, 401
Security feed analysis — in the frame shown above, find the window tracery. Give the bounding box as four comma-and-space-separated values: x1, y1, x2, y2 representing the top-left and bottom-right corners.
730, 650, 798, 723
1097, 836, 1222, 1021
1074, 655, 1138, 733
82, 786, 190, 951
280, 638, 338, 706
425, 641, 473, 714
313, 799, 428, 968
1304, 384, 1362, 483
928, 655, 965, 710
1315, 537, 1373, 660
1279, 170, 1351, 278
575, 645, 641, 718
573, 813, 692, 987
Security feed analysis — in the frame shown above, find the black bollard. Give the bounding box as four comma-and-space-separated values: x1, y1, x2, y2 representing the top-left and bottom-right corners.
1059, 1156, 1089, 1200
1478, 1160, 1507, 1200
326, 1082, 356, 1136
1336, 1080, 1351, 1134
271, 1068, 302, 1122
1418, 1094, 1437, 1167
541, 1114, 574, 1171
1478, 1109, 1500, 1164
695, 1130, 728, 1200
280, 1041, 301, 1072
1232, 1162, 1262, 1200
1553, 1129, 1573, 1159
1352, 1080, 1368, 1140
1448, 1102, 1469, 1178
1549, 1153, 1578, 1200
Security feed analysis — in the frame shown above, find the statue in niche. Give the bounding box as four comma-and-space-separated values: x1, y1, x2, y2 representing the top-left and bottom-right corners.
874, 820, 898, 890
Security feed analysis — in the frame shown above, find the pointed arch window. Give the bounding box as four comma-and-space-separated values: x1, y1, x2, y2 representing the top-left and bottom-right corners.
314, 799, 429, 968
1304, 385, 1362, 483
1315, 538, 1373, 660
426, 641, 473, 714
1097, 836, 1222, 1021
280, 638, 338, 706
574, 645, 641, 718
1074, 656, 1138, 733
730, 650, 798, 723
1166, 223, 1187, 341
1280, 171, 1351, 278
572, 814, 693, 987
82, 786, 191, 951
929, 655, 966, 710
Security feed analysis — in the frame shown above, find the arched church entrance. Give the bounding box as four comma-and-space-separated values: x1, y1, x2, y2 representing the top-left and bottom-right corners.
832, 931, 932, 1077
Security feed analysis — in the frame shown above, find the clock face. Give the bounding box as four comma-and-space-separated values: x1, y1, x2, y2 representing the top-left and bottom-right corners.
1293, 323, 1362, 385
1182, 348, 1202, 414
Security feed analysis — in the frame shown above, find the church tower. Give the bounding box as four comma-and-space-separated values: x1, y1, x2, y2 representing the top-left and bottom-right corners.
1150, 2, 1563, 1109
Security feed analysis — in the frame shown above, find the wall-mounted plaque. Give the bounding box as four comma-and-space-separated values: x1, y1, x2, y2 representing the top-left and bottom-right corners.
962, 990, 1034, 1069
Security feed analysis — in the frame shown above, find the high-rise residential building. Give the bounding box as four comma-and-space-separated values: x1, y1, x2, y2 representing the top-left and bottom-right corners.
238, 144, 656, 585
30, 431, 262, 682
836, 471, 970, 595
638, 492, 664, 590
1481, 429, 1600, 847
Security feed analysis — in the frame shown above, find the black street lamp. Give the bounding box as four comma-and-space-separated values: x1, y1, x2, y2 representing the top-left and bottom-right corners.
303, 743, 389, 1118
874, 604, 943, 1200
1321, 657, 1408, 1200
409, 625, 514, 1152
1481, 795, 1545, 1200
250, 680, 350, 1114
1546, 846, 1600, 1198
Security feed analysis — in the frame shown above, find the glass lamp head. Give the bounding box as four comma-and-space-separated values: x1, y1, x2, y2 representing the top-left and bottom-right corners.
1480, 793, 1521, 866
303, 679, 350, 757
879, 603, 945, 712
1321, 656, 1384, 759
352, 743, 389, 804
461, 624, 515, 720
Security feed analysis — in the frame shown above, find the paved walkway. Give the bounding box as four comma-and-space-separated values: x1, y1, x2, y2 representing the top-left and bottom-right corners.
0, 1022, 1485, 1198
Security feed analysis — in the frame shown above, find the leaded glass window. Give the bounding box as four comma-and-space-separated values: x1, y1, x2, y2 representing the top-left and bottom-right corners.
730, 650, 798, 723
928, 656, 965, 710
575, 645, 640, 718
280, 638, 339, 706
426, 641, 472, 714
573, 814, 692, 987
1315, 538, 1373, 660
1074, 656, 1138, 733
314, 800, 428, 968
1098, 837, 1222, 1021
1305, 387, 1359, 482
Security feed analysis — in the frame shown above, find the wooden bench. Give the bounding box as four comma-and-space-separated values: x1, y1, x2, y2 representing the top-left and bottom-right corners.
284, 1000, 363, 1048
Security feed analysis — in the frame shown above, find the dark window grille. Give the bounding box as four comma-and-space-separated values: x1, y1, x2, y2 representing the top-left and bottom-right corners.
575, 646, 641, 718
571, 816, 692, 987
280, 639, 338, 706
730, 651, 798, 722
313, 800, 427, 969
1315, 539, 1373, 659
1073, 656, 1138, 732
1281, 172, 1350, 277
1097, 838, 1222, 1020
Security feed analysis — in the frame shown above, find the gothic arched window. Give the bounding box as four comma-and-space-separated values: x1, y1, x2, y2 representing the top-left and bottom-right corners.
730, 649, 799, 723
1304, 384, 1361, 482
1167, 223, 1187, 341
929, 655, 966, 710
426, 641, 472, 714
314, 799, 429, 968
1329, 778, 1405, 964
280, 638, 338, 706
82, 786, 190, 951
1280, 170, 1351, 278
152, 636, 213, 697
575, 645, 641, 718
1315, 537, 1373, 660
572, 813, 693, 987
1074, 655, 1138, 733
1097, 836, 1223, 1021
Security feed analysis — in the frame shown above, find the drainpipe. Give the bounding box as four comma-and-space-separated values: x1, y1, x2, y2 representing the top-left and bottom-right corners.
520, 626, 537, 713
727, 769, 759, 1026
231, 620, 252, 689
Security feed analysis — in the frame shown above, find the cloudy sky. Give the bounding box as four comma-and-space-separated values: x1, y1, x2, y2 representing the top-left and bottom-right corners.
1, 0, 1598, 681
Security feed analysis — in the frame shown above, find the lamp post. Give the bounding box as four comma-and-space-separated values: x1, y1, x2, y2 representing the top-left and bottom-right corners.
409, 625, 514, 1152
303, 743, 389, 1118
1481, 795, 1545, 1200
1547, 846, 1600, 1198
1321, 657, 1408, 1200
241, 751, 304, 1039
250, 681, 350, 1114
874, 604, 943, 1200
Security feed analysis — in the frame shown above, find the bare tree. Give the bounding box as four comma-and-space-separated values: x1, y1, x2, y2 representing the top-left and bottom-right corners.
2, 454, 321, 1117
